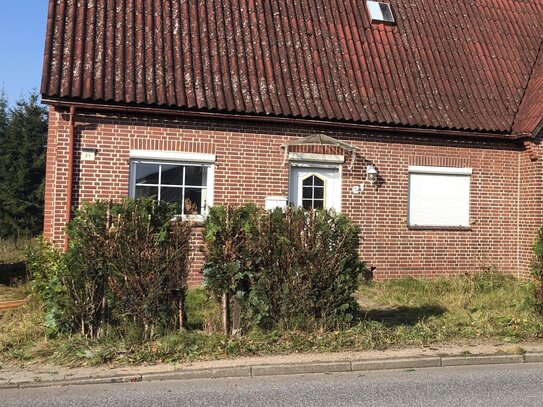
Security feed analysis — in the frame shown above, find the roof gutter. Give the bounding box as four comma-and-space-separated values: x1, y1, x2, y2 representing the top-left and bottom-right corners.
42, 98, 530, 142
63, 106, 76, 251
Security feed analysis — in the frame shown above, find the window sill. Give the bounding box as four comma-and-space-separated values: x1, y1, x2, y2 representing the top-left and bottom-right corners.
172, 214, 206, 226
407, 225, 472, 231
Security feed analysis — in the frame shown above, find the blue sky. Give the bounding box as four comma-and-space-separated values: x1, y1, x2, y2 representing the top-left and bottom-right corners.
0, 1, 49, 106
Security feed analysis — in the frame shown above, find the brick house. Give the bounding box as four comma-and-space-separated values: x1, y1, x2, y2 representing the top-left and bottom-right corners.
41, 0, 543, 284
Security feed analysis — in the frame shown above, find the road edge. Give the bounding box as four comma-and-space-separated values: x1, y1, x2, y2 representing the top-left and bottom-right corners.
2, 352, 542, 389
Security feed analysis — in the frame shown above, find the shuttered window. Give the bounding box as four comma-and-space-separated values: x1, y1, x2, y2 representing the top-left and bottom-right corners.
408, 166, 472, 228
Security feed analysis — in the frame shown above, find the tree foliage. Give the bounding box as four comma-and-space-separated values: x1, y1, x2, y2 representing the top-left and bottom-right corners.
203, 206, 367, 332
202, 204, 260, 299
250, 208, 365, 329
28, 199, 193, 339
531, 225, 543, 313
0, 92, 48, 241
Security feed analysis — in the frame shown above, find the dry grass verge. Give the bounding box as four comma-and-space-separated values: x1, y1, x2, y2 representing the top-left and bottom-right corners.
1, 273, 542, 367
0, 239, 33, 264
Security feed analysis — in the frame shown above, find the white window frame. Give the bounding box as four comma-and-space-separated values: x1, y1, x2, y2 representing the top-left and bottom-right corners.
129, 151, 215, 220
407, 166, 472, 228
366, 1, 395, 24
301, 173, 327, 210
288, 153, 343, 212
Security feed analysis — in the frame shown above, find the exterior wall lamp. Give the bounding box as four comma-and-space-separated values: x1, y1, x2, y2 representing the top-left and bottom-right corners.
367, 165, 378, 185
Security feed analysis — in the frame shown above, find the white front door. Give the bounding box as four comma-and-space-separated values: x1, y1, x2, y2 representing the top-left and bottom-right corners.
289, 166, 341, 211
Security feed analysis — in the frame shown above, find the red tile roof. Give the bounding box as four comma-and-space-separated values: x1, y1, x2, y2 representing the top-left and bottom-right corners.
41, 0, 543, 134
513, 43, 543, 135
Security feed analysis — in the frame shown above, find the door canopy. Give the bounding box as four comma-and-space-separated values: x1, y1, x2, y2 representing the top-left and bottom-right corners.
282, 134, 359, 170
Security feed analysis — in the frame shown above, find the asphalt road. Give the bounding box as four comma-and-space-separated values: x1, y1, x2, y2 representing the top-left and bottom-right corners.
2, 363, 542, 407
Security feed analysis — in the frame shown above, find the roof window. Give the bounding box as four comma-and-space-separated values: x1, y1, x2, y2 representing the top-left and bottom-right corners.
366, 1, 395, 24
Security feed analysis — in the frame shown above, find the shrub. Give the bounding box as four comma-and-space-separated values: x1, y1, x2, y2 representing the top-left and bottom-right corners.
202, 204, 260, 334
105, 199, 192, 338
27, 238, 71, 336
202, 204, 259, 300
250, 208, 366, 329
63, 201, 111, 338
531, 225, 543, 313
203, 205, 366, 332
28, 198, 193, 339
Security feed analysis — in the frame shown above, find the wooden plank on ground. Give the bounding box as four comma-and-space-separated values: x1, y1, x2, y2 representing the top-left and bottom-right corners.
0, 299, 27, 312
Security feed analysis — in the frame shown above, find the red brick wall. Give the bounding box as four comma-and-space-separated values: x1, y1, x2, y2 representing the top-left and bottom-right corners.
43, 106, 543, 284
519, 140, 543, 279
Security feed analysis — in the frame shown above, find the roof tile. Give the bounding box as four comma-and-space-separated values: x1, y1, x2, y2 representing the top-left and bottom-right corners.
42, 0, 543, 134
513, 43, 543, 135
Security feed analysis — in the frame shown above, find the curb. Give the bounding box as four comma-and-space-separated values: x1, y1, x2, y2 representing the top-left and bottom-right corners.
252, 362, 351, 377
1, 353, 539, 390
441, 354, 524, 367
352, 356, 441, 371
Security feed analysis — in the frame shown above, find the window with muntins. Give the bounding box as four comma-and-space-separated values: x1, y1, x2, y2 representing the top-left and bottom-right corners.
408, 166, 472, 228
132, 161, 211, 216
302, 174, 325, 209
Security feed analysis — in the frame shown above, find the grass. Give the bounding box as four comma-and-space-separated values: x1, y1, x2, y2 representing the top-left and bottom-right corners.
0, 239, 33, 286
1, 272, 542, 367
0, 283, 28, 302
0, 238, 33, 264
355, 273, 543, 344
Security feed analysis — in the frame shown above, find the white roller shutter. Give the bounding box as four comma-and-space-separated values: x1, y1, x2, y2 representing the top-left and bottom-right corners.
408, 167, 471, 227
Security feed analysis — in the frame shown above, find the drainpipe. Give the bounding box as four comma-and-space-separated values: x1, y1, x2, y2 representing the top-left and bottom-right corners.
63, 106, 76, 251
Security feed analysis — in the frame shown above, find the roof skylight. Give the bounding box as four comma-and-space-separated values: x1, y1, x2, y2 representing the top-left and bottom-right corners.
366, 1, 395, 24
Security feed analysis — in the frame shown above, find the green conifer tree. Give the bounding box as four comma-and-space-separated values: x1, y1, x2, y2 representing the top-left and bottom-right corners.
0, 92, 7, 131
0, 92, 48, 241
